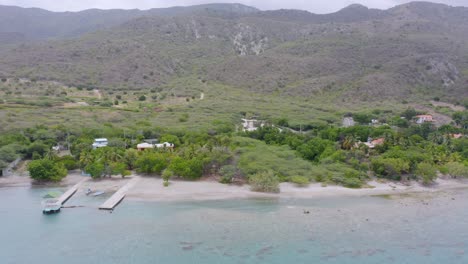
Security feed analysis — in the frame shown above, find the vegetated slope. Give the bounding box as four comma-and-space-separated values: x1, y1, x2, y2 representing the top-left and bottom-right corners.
0, 2, 467, 104
0, 3, 258, 42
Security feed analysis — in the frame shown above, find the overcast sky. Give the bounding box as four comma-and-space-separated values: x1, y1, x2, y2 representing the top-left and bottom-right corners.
1, 0, 467, 13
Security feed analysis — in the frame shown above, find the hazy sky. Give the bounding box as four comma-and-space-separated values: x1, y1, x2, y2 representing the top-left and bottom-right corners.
1, 0, 467, 13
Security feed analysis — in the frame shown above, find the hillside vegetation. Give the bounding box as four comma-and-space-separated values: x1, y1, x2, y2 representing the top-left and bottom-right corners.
0, 2, 467, 105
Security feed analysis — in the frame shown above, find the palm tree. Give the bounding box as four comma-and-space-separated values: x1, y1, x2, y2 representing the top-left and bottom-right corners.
342, 135, 356, 150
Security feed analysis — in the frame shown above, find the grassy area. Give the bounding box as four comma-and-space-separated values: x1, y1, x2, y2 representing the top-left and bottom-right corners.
233, 137, 314, 181
0, 77, 414, 133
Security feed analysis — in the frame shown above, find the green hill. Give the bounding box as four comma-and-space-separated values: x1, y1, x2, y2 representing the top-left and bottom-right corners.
0, 2, 467, 132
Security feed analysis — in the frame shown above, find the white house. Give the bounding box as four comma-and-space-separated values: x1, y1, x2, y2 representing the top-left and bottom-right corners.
92, 138, 108, 149
415, 115, 433, 124
137, 142, 174, 151
241, 119, 264, 132
155, 142, 174, 148
137, 143, 154, 151
342, 117, 355, 127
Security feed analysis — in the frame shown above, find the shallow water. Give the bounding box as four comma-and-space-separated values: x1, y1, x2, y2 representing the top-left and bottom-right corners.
1, 186, 467, 264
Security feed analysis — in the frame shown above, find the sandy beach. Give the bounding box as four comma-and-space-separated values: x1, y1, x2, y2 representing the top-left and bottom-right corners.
2, 171, 468, 202
126, 176, 468, 202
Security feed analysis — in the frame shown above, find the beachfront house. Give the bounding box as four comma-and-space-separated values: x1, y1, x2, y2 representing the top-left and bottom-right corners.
92, 138, 108, 149
415, 115, 433, 124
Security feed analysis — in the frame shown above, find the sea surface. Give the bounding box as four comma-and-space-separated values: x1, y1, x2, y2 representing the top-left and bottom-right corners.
1, 186, 467, 264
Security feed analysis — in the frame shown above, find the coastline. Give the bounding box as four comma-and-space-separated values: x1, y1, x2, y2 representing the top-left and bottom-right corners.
126, 177, 468, 202
2, 172, 468, 202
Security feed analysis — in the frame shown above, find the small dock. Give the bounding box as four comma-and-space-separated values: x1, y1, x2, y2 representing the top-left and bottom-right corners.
99, 177, 139, 210
57, 178, 88, 205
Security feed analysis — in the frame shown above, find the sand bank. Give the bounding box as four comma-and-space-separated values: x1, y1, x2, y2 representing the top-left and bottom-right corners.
2, 172, 468, 202
125, 176, 468, 202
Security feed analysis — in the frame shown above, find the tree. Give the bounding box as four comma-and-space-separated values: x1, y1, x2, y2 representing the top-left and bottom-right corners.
452, 111, 468, 129
444, 162, 468, 178
249, 171, 280, 193
123, 149, 139, 170
162, 169, 174, 186
371, 157, 410, 180
401, 108, 418, 120
28, 159, 67, 182
297, 138, 334, 162
341, 135, 356, 150
25, 141, 49, 158
135, 152, 168, 174
160, 134, 180, 146
276, 118, 289, 127
168, 156, 204, 180
110, 162, 131, 178
415, 163, 437, 185
353, 113, 373, 124
58, 155, 78, 170
0, 145, 18, 162
85, 162, 105, 179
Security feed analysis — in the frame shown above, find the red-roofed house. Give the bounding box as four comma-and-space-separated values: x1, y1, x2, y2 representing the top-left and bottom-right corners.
450, 133, 463, 139
363, 138, 385, 149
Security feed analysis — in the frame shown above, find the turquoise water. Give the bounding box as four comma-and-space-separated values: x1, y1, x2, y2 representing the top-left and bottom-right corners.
1, 186, 468, 264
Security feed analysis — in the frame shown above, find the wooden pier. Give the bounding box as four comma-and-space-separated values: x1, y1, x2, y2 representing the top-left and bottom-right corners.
57, 178, 88, 205
99, 177, 139, 210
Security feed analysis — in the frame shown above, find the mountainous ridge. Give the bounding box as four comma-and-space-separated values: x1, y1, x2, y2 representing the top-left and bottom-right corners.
0, 1, 467, 105
0, 3, 258, 42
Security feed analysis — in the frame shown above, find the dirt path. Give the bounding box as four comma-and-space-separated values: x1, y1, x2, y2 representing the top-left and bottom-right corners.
430, 101, 465, 112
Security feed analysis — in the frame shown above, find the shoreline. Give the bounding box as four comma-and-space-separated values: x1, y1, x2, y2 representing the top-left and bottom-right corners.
2, 172, 468, 202
126, 177, 468, 202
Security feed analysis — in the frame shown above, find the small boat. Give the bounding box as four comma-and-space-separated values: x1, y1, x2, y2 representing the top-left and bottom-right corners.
42, 199, 61, 214
91, 191, 105, 197
85, 188, 92, 195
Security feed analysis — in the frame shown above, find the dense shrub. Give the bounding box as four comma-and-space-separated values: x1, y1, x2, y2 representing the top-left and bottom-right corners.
25, 141, 49, 158
85, 162, 105, 179
135, 152, 168, 174
28, 159, 67, 182
236, 137, 313, 181
290, 176, 310, 187
415, 162, 437, 185
353, 113, 374, 124
0, 145, 18, 163
168, 156, 204, 180
297, 138, 334, 162
250, 171, 280, 193
58, 155, 78, 170
371, 157, 410, 180
219, 165, 236, 184
444, 162, 468, 178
